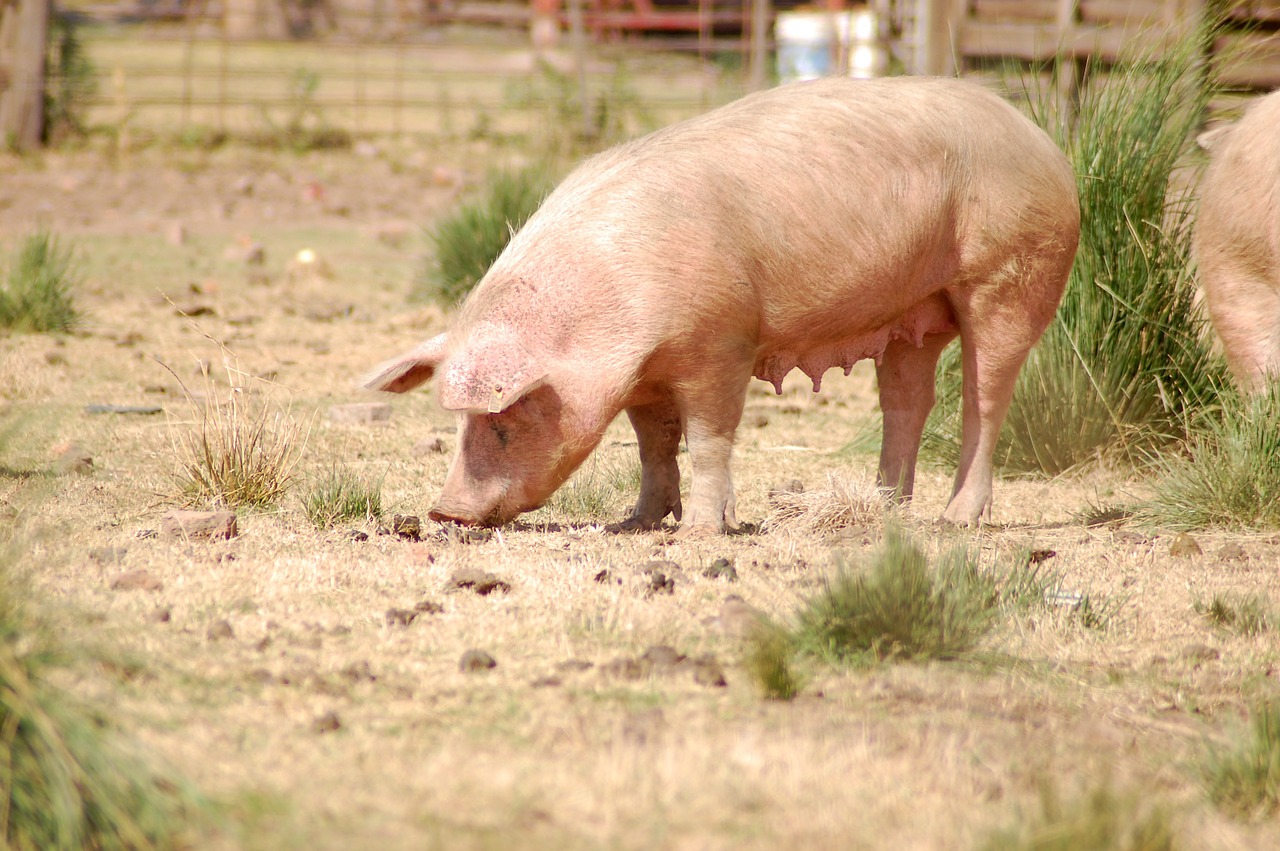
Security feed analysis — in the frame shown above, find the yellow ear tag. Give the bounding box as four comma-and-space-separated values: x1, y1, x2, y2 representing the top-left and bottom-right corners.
487, 385, 504, 414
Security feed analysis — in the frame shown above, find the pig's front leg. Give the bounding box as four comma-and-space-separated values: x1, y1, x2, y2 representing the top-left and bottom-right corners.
619, 398, 684, 530
674, 378, 746, 537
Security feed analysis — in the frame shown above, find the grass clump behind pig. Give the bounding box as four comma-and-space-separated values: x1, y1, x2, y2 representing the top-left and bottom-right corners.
417, 165, 556, 307
925, 19, 1229, 476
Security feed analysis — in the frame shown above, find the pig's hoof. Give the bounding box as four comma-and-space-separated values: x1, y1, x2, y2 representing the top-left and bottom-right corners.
673, 523, 722, 540
610, 515, 665, 533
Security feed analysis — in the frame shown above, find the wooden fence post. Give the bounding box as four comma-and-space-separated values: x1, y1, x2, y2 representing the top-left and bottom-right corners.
0, 0, 50, 149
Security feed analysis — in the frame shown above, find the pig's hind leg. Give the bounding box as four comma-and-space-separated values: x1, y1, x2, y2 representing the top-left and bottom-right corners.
618, 398, 684, 531
876, 330, 958, 502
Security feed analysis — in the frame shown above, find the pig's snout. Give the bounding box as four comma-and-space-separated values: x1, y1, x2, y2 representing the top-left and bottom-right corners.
428, 497, 515, 527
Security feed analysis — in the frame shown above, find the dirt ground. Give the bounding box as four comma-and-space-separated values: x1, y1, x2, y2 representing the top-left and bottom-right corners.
2, 138, 1280, 849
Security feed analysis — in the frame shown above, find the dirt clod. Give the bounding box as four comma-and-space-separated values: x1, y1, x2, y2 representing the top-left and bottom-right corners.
391, 514, 422, 540
162, 509, 238, 540
109, 569, 163, 592
459, 649, 497, 672
1027, 549, 1057, 565
312, 711, 342, 734
702, 557, 738, 581
690, 655, 728, 688
1169, 533, 1203, 558
207, 620, 235, 641
347, 529, 369, 542
340, 660, 376, 683
640, 645, 686, 671
385, 608, 419, 627
1217, 542, 1248, 562
414, 599, 444, 614
645, 571, 675, 596
150, 607, 172, 623
447, 567, 511, 595
53, 443, 94, 476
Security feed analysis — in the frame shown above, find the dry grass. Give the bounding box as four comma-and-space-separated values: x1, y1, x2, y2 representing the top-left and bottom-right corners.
764, 472, 885, 534
2, 140, 1280, 851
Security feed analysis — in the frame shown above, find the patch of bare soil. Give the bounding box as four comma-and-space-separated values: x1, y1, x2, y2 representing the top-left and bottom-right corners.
2, 145, 1279, 850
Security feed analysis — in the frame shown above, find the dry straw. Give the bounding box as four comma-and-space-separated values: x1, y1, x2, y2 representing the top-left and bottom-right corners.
764, 472, 885, 534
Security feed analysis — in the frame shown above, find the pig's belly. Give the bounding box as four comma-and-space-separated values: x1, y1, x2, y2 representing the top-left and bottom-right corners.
753, 295, 957, 394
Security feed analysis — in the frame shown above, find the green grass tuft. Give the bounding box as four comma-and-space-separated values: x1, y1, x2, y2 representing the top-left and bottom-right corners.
1202, 702, 1280, 820
416, 165, 556, 307
978, 779, 1175, 851
743, 619, 804, 701
0, 232, 81, 334
792, 526, 999, 664
546, 456, 641, 524
1139, 385, 1280, 530
926, 19, 1229, 476
1194, 592, 1272, 637
302, 464, 384, 528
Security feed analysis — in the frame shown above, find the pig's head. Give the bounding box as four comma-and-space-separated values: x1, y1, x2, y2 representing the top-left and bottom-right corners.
363, 328, 603, 526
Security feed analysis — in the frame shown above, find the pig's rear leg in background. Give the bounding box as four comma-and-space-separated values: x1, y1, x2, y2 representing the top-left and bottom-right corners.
942, 262, 1067, 525
1207, 276, 1280, 393
619, 397, 684, 530
876, 331, 958, 502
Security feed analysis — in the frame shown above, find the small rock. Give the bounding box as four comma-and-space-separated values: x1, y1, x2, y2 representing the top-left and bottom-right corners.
89, 546, 128, 564
161, 510, 238, 540
557, 659, 594, 673
440, 526, 492, 545
150, 607, 172, 623
718, 595, 768, 639
690, 655, 728, 687
312, 711, 342, 734
459, 649, 497, 672
385, 608, 419, 627
391, 514, 421, 541
645, 571, 675, 596
207, 620, 235, 641
702, 557, 738, 581
1218, 542, 1248, 562
1027, 549, 1057, 565
347, 529, 369, 542
53, 443, 94, 476
328, 402, 392, 425
340, 660, 376, 683
1182, 643, 1220, 663
1169, 533, 1203, 558
414, 436, 448, 455
109, 569, 163, 592
601, 656, 651, 680
640, 645, 686, 671
83, 404, 163, 416
447, 567, 511, 595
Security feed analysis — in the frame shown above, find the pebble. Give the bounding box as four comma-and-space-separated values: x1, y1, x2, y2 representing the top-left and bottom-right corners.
459, 649, 497, 672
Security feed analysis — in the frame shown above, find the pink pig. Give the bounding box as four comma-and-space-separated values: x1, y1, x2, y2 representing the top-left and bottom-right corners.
366, 76, 1079, 534
1195, 88, 1280, 393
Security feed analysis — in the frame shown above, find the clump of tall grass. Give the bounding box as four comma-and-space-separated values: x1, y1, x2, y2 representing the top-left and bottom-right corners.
416, 165, 555, 307
169, 366, 307, 510
977, 779, 1175, 851
1138, 385, 1280, 530
0, 232, 80, 333
302, 464, 384, 528
1202, 702, 1280, 820
743, 619, 804, 701
927, 19, 1229, 475
791, 526, 1000, 664
1, 534, 208, 848
1194, 592, 1272, 637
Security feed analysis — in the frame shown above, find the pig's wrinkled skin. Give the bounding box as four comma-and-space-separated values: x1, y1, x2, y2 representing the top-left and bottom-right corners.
365, 77, 1080, 534
1195, 88, 1280, 393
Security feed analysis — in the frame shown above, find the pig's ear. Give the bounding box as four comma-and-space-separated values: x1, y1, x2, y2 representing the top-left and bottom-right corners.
362, 333, 448, 394
1196, 123, 1234, 152
438, 336, 548, 413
